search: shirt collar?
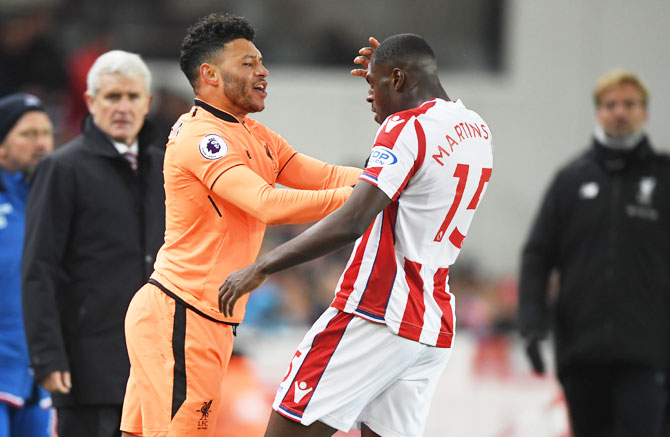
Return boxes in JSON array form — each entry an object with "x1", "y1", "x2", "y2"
[
  {"x1": 194, "y1": 99, "x2": 240, "y2": 123},
  {"x1": 110, "y1": 138, "x2": 139, "y2": 156}
]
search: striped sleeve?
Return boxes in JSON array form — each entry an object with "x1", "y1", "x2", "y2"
[{"x1": 361, "y1": 117, "x2": 426, "y2": 201}]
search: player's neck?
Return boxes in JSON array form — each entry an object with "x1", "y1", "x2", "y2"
[
  {"x1": 422, "y1": 81, "x2": 448, "y2": 102},
  {"x1": 405, "y1": 88, "x2": 448, "y2": 110},
  {"x1": 405, "y1": 75, "x2": 448, "y2": 106},
  {"x1": 194, "y1": 89, "x2": 247, "y2": 121}
]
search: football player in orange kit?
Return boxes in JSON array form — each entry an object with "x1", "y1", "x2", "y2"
[{"x1": 120, "y1": 13, "x2": 361, "y2": 437}]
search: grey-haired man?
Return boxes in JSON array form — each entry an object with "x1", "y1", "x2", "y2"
[{"x1": 22, "y1": 50, "x2": 166, "y2": 437}]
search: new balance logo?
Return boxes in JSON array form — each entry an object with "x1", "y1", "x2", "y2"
[
  {"x1": 293, "y1": 381, "x2": 313, "y2": 403},
  {"x1": 384, "y1": 115, "x2": 405, "y2": 133}
]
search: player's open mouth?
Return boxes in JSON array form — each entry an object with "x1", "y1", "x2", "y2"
[{"x1": 254, "y1": 82, "x2": 267, "y2": 97}]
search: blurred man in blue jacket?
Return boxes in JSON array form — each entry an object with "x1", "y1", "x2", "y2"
[{"x1": 0, "y1": 93, "x2": 54, "y2": 437}]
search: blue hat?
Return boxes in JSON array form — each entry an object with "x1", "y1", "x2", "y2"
[{"x1": 0, "y1": 93, "x2": 46, "y2": 145}]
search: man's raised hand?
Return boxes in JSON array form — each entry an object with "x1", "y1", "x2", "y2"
[{"x1": 350, "y1": 37, "x2": 380, "y2": 78}]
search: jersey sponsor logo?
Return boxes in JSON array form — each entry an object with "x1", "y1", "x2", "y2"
[
  {"x1": 293, "y1": 381, "x2": 313, "y2": 403},
  {"x1": 384, "y1": 115, "x2": 405, "y2": 133},
  {"x1": 368, "y1": 146, "x2": 398, "y2": 167},
  {"x1": 579, "y1": 182, "x2": 599, "y2": 199},
  {"x1": 199, "y1": 134, "x2": 228, "y2": 160}
]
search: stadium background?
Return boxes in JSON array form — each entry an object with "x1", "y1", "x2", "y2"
[{"x1": 2, "y1": 0, "x2": 669, "y2": 435}]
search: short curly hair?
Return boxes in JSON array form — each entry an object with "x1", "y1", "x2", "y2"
[{"x1": 180, "y1": 13, "x2": 255, "y2": 87}]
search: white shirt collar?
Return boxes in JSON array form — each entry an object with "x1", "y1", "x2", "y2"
[{"x1": 111, "y1": 139, "x2": 139, "y2": 156}]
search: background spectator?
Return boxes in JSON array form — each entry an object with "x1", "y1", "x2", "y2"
[
  {"x1": 518, "y1": 70, "x2": 669, "y2": 437},
  {"x1": 0, "y1": 93, "x2": 55, "y2": 437},
  {"x1": 21, "y1": 50, "x2": 165, "y2": 437}
]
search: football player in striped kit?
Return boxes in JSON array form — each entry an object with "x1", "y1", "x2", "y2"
[{"x1": 219, "y1": 33, "x2": 493, "y2": 437}]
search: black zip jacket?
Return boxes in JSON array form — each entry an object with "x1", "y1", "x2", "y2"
[
  {"x1": 21, "y1": 117, "x2": 166, "y2": 407},
  {"x1": 519, "y1": 137, "x2": 670, "y2": 375}
]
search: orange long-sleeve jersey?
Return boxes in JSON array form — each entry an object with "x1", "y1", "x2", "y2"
[{"x1": 152, "y1": 99, "x2": 361, "y2": 323}]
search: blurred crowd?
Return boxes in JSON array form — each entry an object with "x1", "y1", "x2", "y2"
[{"x1": 0, "y1": 6, "x2": 190, "y2": 146}]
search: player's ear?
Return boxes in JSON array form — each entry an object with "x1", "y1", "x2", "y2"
[
  {"x1": 200, "y1": 63, "x2": 219, "y2": 87},
  {"x1": 391, "y1": 68, "x2": 405, "y2": 91}
]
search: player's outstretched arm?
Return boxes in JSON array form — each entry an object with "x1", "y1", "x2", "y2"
[
  {"x1": 277, "y1": 152, "x2": 361, "y2": 190},
  {"x1": 350, "y1": 37, "x2": 380, "y2": 78},
  {"x1": 211, "y1": 165, "x2": 353, "y2": 225},
  {"x1": 219, "y1": 181, "x2": 390, "y2": 316}
]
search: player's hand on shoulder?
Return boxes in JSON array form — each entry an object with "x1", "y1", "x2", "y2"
[
  {"x1": 351, "y1": 37, "x2": 380, "y2": 78},
  {"x1": 218, "y1": 263, "x2": 268, "y2": 317}
]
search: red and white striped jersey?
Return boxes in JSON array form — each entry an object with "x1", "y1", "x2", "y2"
[{"x1": 331, "y1": 98, "x2": 493, "y2": 348}]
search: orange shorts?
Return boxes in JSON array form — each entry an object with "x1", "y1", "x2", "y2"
[{"x1": 121, "y1": 281, "x2": 235, "y2": 436}]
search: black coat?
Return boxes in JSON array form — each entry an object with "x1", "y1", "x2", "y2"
[
  {"x1": 22, "y1": 117, "x2": 165, "y2": 407},
  {"x1": 519, "y1": 137, "x2": 670, "y2": 375}
]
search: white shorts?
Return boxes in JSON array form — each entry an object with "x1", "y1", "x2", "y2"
[{"x1": 272, "y1": 307, "x2": 452, "y2": 437}]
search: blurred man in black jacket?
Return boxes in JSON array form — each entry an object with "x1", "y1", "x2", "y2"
[
  {"x1": 519, "y1": 70, "x2": 669, "y2": 437},
  {"x1": 22, "y1": 50, "x2": 165, "y2": 437}
]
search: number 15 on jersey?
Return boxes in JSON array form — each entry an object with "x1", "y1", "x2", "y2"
[{"x1": 434, "y1": 164, "x2": 492, "y2": 245}]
